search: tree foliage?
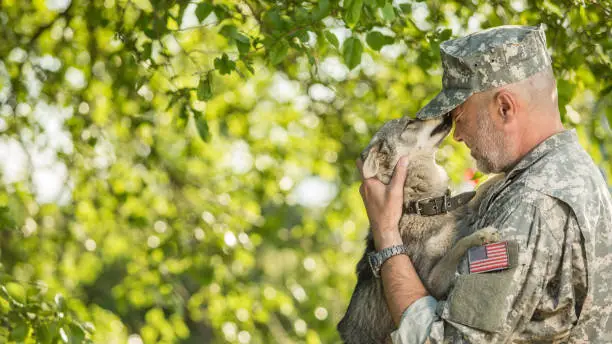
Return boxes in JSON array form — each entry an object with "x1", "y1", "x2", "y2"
[{"x1": 0, "y1": 0, "x2": 611, "y2": 342}]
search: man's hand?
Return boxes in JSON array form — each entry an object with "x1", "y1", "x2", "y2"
[
  {"x1": 357, "y1": 156, "x2": 410, "y2": 251},
  {"x1": 357, "y1": 155, "x2": 429, "y2": 326}
]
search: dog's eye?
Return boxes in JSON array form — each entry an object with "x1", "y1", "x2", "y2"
[
  {"x1": 379, "y1": 142, "x2": 391, "y2": 156},
  {"x1": 404, "y1": 120, "x2": 416, "y2": 130}
]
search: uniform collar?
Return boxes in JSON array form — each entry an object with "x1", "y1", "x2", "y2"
[{"x1": 505, "y1": 129, "x2": 577, "y2": 180}]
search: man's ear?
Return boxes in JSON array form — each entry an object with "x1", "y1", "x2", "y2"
[
  {"x1": 495, "y1": 90, "x2": 517, "y2": 123},
  {"x1": 362, "y1": 145, "x2": 380, "y2": 179}
]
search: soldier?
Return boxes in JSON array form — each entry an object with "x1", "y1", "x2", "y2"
[{"x1": 357, "y1": 25, "x2": 612, "y2": 343}]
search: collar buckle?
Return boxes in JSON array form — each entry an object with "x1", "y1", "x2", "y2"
[
  {"x1": 409, "y1": 190, "x2": 472, "y2": 216},
  {"x1": 414, "y1": 195, "x2": 435, "y2": 215}
]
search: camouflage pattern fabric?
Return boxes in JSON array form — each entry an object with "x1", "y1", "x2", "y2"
[
  {"x1": 416, "y1": 24, "x2": 551, "y2": 120},
  {"x1": 392, "y1": 130, "x2": 612, "y2": 343}
]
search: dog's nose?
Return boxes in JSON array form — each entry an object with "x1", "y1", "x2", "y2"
[
  {"x1": 431, "y1": 114, "x2": 452, "y2": 136},
  {"x1": 443, "y1": 112, "x2": 452, "y2": 127}
]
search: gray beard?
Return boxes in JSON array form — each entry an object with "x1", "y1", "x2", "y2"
[
  {"x1": 474, "y1": 152, "x2": 516, "y2": 174},
  {"x1": 476, "y1": 157, "x2": 495, "y2": 174}
]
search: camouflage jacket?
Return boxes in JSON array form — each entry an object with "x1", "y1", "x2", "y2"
[{"x1": 391, "y1": 130, "x2": 612, "y2": 343}]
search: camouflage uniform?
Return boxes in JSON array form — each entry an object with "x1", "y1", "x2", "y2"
[{"x1": 391, "y1": 25, "x2": 612, "y2": 343}]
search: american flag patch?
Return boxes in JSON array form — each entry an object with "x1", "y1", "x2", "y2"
[{"x1": 468, "y1": 241, "x2": 510, "y2": 274}]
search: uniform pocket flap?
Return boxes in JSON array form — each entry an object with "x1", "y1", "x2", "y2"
[{"x1": 443, "y1": 241, "x2": 520, "y2": 333}]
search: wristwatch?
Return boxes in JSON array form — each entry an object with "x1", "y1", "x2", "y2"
[{"x1": 368, "y1": 245, "x2": 409, "y2": 278}]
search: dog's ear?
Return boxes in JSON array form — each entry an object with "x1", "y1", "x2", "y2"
[{"x1": 362, "y1": 145, "x2": 380, "y2": 179}]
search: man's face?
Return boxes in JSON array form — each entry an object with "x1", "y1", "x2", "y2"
[{"x1": 451, "y1": 95, "x2": 514, "y2": 173}]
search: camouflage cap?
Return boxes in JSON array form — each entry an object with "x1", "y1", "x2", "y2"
[{"x1": 416, "y1": 24, "x2": 552, "y2": 120}]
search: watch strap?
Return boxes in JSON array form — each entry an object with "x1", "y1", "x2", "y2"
[{"x1": 368, "y1": 245, "x2": 409, "y2": 278}]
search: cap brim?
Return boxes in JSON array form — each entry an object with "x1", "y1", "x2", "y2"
[{"x1": 416, "y1": 88, "x2": 473, "y2": 120}]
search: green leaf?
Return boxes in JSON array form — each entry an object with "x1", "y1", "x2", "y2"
[
  {"x1": 193, "y1": 112, "x2": 210, "y2": 142},
  {"x1": 236, "y1": 38, "x2": 250, "y2": 55},
  {"x1": 69, "y1": 324, "x2": 85, "y2": 344},
  {"x1": 363, "y1": 0, "x2": 376, "y2": 7},
  {"x1": 263, "y1": 8, "x2": 284, "y2": 31},
  {"x1": 234, "y1": 33, "x2": 250, "y2": 44},
  {"x1": 269, "y1": 40, "x2": 289, "y2": 65},
  {"x1": 0, "y1": 206, "x2": 15, "y2": 228},
  {"x1": 381, "y1": 2, "x2": 395, "y2": 21},
  {"x1": 195, "y1": 3, "x2": 213, "y2": 22},
  {"x1": 366, "y1": 31, "x2": 394, "y2": 51},
  {"x1": 324, "y1": 30, "x2": 339, "y2": 48},
  {"x1": 213, "y1": 4, "x2": 231, "y2": 20},
  {"x1": 219, "y1": 24, "x2": 238, "y2": 39},
  {"x1": 344, "y1": 0, "x2": 364, "y2": 26},
  {"x1": 5, "y1": 282, "x2": 26, "y2": 304},
  {"x1": 295, "y1": 7, "x2": 310, "y2": 24},
  {"x1": 141, "y1": 42, "x2": 152, "y2": 60},
  {"x1": 197, "y1": 73, "x2": 213, "y2": 101},
  {"x1": 36, "y1": 323, "x2": 57, "y2": 344},
  {"x1": 219, "y1": 25, "x2": 250, "y2": 55},
  {"x1": 179, "y1": 104, "x2": 191, "y2": 120},
  {"x1": 0, "y1": 294, "x2": 10, "y2": 313},
  {"x1": 152, "y1": 16, "x2": 166, "y2": 37},
  {"x1": 10, "y1": 322, "x2": 29, "y2": 341},
  {"x1": 144, "y1": 29, "x2": 158, "y2": 40},
  {"x1": 343, "y1": 37, "x2": 363, "y2": 69},
  {"x1": 214, "y1": 53, "x2": 236, "y2": 75},
  {"x1": 439, "y1": 28, "x2": 452, "y2": 41},
  {"x1": 296, "y1": 30, "x2": 309, "y2": 43},
  {"x1": 312, "y1": 0, "x2": 330, "y2": 20},
  {"x1": 399, "y1": 4, "x2": 411, "y2": 13}
]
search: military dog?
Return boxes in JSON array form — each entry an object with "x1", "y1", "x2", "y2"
[{"x1": 337, "y1": 115, "x2": 501, "y2": 344}]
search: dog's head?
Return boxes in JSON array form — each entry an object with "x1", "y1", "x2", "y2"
[{"x1": 360, "y1": 115, "x2": 452, "y2": 184}]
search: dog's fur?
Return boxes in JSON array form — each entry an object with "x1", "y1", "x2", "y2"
[{"x1": 337, "y1": 115, "x2": 501, "y2": 344}]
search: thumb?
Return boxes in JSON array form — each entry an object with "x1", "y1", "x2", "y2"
[{"x1": 389, "y1": 156, "x2": 410, "y2": 191}]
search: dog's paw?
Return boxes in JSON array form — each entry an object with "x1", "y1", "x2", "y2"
[{"x1": 475, "y1": 227, "x2": 500, "y2": 245}]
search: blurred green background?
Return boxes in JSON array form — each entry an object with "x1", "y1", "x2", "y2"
[{"x1": 0, "y1": 0, "x2": 610, "y2": 342}]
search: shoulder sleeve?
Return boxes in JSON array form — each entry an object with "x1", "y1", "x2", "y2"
[
  {"x1": 427, "y1": 192, "x2": 566, "y2": 343},
  {"x1": 390, "y1": 296, "x2": 438, "y2": 344}
]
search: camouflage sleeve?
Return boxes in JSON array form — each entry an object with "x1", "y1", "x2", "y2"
[
  {"x1": 426, "y1": 193, "x2": 568, "y2": 343},
  {"x1": 390, "y1": 296, "x2": 439, "y2": 344}
]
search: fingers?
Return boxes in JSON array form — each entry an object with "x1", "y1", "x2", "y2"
[{"x1": 390, "y1": 156, "x2": 410, "y2": 191}]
